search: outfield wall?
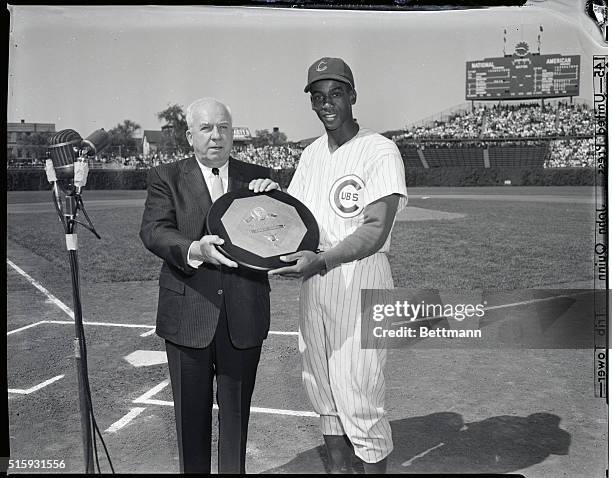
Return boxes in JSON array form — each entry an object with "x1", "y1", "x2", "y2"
[
  {"x1": 6, "y1": 166, "x2": 597, "y2": 190},
  {"x1": 403, "y1": 167, "x2": 597, "y2": 187}
]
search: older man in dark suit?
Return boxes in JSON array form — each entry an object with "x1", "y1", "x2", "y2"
[{"x1": 140, "y1": 97, "x2": 279, "y2": 474}]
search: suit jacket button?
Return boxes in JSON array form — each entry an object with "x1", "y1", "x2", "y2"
[{"x1": 217, "y1": 289, "x2": 223, "y2": 295}]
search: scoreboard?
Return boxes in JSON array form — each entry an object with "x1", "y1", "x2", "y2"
[{"x1": 466, "y1": 54, "x2": 580, "y2": 100}]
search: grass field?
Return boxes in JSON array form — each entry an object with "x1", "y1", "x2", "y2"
[
  {"x1": 6, "y1": 187, "x2": 595, "y2": 288},
  {"x1": 6, "y1": 187, "x2": 606, "y2": 476}
]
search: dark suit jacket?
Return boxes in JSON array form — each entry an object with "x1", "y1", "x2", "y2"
[{"x1": 140, "y1": 156, "x2": 271, "y2": 349}]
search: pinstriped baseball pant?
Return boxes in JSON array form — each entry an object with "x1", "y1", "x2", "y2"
[{"x1": 298, "y1": 253, "x2": 393, "y2": 463}]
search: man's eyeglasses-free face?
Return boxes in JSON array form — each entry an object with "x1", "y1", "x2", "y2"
[{"x1": 310, "y1": 87, "x2": 349, "y2": 109}]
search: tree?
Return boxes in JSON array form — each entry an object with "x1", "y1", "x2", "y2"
[
  {"x1": 252, "y1": 129, "x2": 271, "y2": 148},
  {"x1": 108, "y1": 119, "x2": 141, "y2": 157},
  {"x1": 271, "y1": 127, "x2": 288, "y2": 146},
  {"x1": 16, "y1": 131, "x2": 53, "y2": 160},
  {"x1": 253, "y1": 127, "x2": 287, "y2": 148},
  {"x1": 157, "y1": 104, "x2": 189, "y2": 154}
]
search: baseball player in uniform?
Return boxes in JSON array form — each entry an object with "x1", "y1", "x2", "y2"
[{"x1": 269, "y1": 57, "x2": 407, "y2": 474}]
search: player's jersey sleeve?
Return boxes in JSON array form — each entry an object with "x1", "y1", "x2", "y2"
[{"x1": 363, "y1": 141, "x2": 408, "y2": 212}]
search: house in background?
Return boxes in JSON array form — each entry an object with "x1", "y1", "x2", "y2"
[
  {"x1": 142, "y1": 130, "x2": 163, "y2": 157},
  {"x1": 7, "y1": 120, "x2": 56, "y2": 161}
]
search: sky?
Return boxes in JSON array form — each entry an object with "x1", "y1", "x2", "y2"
[{"x1": 7, "y1": 3, "x2": 607, "y2": 142}]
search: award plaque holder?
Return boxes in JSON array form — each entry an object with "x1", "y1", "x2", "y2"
[{"x1": 206, "y1": 188, "x2": 319, "y2": 271}]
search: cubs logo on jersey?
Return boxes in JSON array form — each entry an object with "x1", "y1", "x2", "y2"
[{"x1": 329, "y1": 174, "x2": 365, "y2": 218}]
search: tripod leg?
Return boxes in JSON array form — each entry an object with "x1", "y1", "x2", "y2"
[{"x1": 76, "y1": 195, "x2": 101, "y2": 239}]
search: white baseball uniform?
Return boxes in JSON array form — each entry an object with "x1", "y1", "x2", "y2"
[{"x1": 287, "y1": 127, "x2": 407, "y2": 463}]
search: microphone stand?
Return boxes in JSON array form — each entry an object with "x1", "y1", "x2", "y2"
[{"x1": 46, "y1": 157, "x2": 109, "y2": 474}]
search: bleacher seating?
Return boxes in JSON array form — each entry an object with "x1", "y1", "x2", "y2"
[
  {"x1": 424, "y1": 147, "x2": 484, "y2": 168},
  {"x1": 488, "y1": 145, "x2": 548, "y2": 168},
  {"x1": 393, "y1": 101, "x2": 594, "y2": 169},
  {"x1": 398, "y1": 146, "x2": 423, "y2": 168}
]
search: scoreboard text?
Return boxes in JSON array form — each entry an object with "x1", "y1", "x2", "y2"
[{"x1": 466, "y1": 54, "x2": 580, "y2": 100}]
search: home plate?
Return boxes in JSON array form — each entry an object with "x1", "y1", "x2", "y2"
[
  {"x1": 396, "y1": 206, "x2": 466, "y2": 222},
  {"x1": 124, "y1": 350, "x2": 167, "y2": 367}
]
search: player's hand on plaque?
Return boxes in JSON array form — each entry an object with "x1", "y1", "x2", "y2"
[
  {"x1": 268, "y1": 250, "x2": 326, "y2": 279},
  {"x1": 248, "y1": 178, "x2": 280, "y2": 193},
  {"x1": 197, "y1": 235, "x2": 238, "y2": 268}
]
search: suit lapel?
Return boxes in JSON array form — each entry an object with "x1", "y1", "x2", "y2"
[
  {"x1": 182, "y1": 157, "x2": 245, "y2": 215},
  {"x1": 228, "y1": 157, "x2": 244, "y2": 192},
  {"x1": 182, "y1": 156, "x2": 212, "y2": 218}
]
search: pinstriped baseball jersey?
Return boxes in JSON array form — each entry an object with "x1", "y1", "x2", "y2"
[
  {"x1": 288, "y1": 126, "x2": 407, "y2": 463},
  {"x1": 298, "y1": 253, "x2": 395, "y2": 463},
  {"x1": 288, "y1": 127, "x2": 407, "y2": 252}
]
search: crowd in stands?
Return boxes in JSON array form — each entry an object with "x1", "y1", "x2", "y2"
[
  {"x1": 481, "y1": 103, "x2": 559, "y2": 138},
  {"x1": 545, "y1": 138, "x2": 595, "y2": 168},
  {"x1": 8, "y1": 102, "x2": 595, "y2": 171},
  {"x1": 7, "y1": 158, "x2": 45, "y2": 169},
  {"x1": 482, "y1": 102, "x2": 592, "y2": 138},
  {"x1": 392, "y1": 101, "x2": 593, "y2": 142},
  {"x1": 390, "y1": 101, "x2": 594, "y2": 168},
  {"x1": 92, "y1": 152, "x2": 188, "y2": 169},
  {"x1": 89, "y1": 146, "x2": 301, "y2": 170},
  {"x1": 395, "y1": 105, "x2": 486, "y2": 141},
  {"x1": 47, "y1": 145, "x2": 302, "y2": 171},
  {"x1": 92, "y1": 145, "x2": 302, "y2": 170},
  {"x1": 233, "y1": 144, "x2": 302, "y2": 169}
]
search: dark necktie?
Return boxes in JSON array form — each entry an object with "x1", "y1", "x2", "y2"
[{"x1": 211, "y1": 167, "x2": 224, "y2": 202}]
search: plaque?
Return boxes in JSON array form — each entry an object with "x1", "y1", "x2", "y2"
[{"x1": 206, "y1": 188, "x2": 320, "y2": 271}]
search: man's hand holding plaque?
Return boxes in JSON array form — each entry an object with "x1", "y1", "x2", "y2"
[
  {"x1": 206, "y1": 179, "x2": 320, "y2": 271},
  {"x1": 194, "y1": 235, "x2": 238, "y2": 268},
  {"x1": 267, "y1": 250, "x2": 326, "y2": 280},
  {"x1": 248, "y1": 178, "x2": 280, "y2": 193}
]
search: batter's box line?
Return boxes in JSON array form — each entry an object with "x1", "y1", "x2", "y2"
[
  {"x1": 133, "y1": 379, "x2": 318, "y2": 418},
  {"x1": 8, "y1": 257, "x2": 300, "y2": 337},
  {"x1": 8, "y1": 319, "x2": 298, "y2": 337},
  {"x1": 8, "y1": 374, "x2": 65, "y2": 395},
  {"x1": 7, "y1": 258, "x2": 299, "y2": 336},
  {"x1": 7, "y1": 319, "x2": 154, "y2": 336}
]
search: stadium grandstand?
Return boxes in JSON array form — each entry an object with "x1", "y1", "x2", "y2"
[
  {"x1": 389, "y1": 100, "x2": 594, "y2": 169},
  {"x1": 6, "y1": 100, "x2": 594, "y2": 173},
  {"x1": 7, "y1": 99, "x2": 595, "y2": 173}
]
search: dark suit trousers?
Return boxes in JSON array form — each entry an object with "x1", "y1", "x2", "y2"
[{"x1": 165, "y1": 304, "x2": 262, "y2": 474}]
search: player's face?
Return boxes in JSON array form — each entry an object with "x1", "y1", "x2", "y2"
[
  {"x1": 309, "y1": 80, "x2": 356, "y2": 132},
  {"x1": 186, "y1": 101, "x2": 233, "y2": 168}
]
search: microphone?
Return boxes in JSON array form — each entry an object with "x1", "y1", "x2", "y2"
[
  {"x1": 47, "y1": 129, "x2": 82, "y2": 181},
  {"x1": 46, "y1": 128, "x2": 108, "y2": 238},
  {"x1": 81, "y1": 129, "x2": 111, "y2": 157},
  {"x1": 47, "y1": 128, "x2": 111, "y2": 182}
]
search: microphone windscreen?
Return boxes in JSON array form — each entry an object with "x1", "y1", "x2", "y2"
[
  {"x1": 82, "y1": 129, "x2": 111, "y2": 156},
  {"x1": 48, "y1": 129, "x2": 82, "y2": 180}
]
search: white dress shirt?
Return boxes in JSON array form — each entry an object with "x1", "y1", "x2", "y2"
[
  {"x1": 187, "y1": 159, "x2": 229, "y2": 268},
  {"x1": 199, "y1": 160, "x2": 229, "y2": 199}
]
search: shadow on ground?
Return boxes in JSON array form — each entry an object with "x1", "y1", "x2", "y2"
[{"x1": 263, "y1": 412, "x2": 570, "y2": 474}]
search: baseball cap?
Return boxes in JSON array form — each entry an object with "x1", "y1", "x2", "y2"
[{"x1": 304, "y1": 57, "x2": 355, "y2": 93}]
